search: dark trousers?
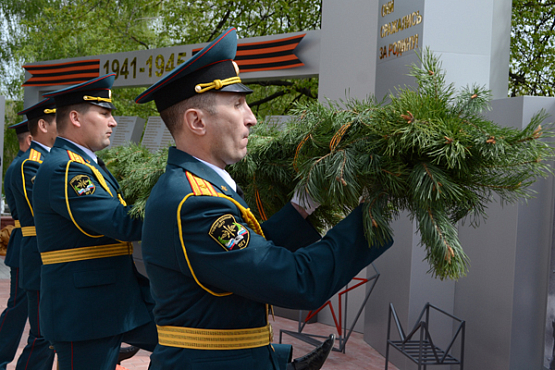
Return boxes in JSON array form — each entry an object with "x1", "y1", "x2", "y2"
[
  {"x1": 0, "y1": 268, "x2": 28, "y2": 370},
  {"x1": 15, "y1": 289, "x2": 55, "y2": 370},
  {"x1": 53, "y1": 320, "x2": 158, "y2": 370}
]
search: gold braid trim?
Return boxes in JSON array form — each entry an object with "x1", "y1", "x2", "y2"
[
  {"x1": 157, "y1": 323, "x2": 272, "y2": 350},
  {"x1": 194, "y1": 77, "x2": 243, "y2": 94}
]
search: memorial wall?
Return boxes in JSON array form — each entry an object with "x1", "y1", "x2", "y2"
[
  {"x1": 107, "y1": 116, "x2": 144, "y2": 149},
  {"x1": 140, "y1": 117, "x2": 174, "y2": 153}
]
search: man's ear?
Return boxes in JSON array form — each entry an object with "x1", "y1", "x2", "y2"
[
  {"x1": 68, "y1": 110, "x2": 81, "y2": 128},
  {"x1": 24, "y1": 134, "x2": 32, "y2": 148},
  {"x1": 184, "y1": 108, "x2": 206, "y2": 136},
  {"x1": 37, "y1": 118, "x2": 49, "y2": 134}
]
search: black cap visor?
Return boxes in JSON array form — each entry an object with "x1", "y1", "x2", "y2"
[
  {"x1": 89, "y1": 101, "x2": 117, "y2": 110},
  {"x1": 220, "y1": 82, "x2": 253, "y2": 94}
]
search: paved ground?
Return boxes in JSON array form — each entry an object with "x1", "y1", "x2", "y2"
[{"x1": 0, "y1": 257, "x2": 397, "y2": 370}]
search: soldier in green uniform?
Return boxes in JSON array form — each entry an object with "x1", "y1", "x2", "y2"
[
  {"x1": 11, "y1": 98, "x2": 58, "y2": 369},
  {"x1": 0, "y1": 120, "x2": 31, "y2": 370},
  {"x1": 136, "y1": 27, "x2": 393, "y2": 370},
  {"x1": 32, "y1": 75, "x2": 157, "y2": 370}
]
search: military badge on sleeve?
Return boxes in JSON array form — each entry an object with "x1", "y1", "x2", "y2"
[
  {"x1": 209, "y1": 214, "x2": 250, "y2": 251},
  {"x1": 69, "y1": 174, "x2": 96, "y2": 196}
]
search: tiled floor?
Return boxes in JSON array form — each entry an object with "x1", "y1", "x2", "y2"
[{"x1": 0, "y1": 258, "x2": 397, "y2": 370}]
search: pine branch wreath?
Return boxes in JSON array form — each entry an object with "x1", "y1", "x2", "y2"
[
  {"x1": 99, "y1": 143, "x2": 168, "y2": 219},
  {"x1": 100, "y1": 49, "x2": 555, "y2": 280}
]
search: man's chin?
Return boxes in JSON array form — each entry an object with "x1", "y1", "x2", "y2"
[
  {"x1": 93, "y1": 142, "x2": 110, "y2": 152},
  {"x1": 227, "y1": 154, "x2": 247, "y2": 166}
]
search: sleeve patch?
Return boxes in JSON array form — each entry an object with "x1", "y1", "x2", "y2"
[
  {"x1": 209, "y1": 214, "x2": 250, "y2": 251},
  {"x1": 70, "y1": 174, "x2": 96, "y2": 196}
]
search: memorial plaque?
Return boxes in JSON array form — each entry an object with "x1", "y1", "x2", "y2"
[
  {"x1": 141, "y1": 116, "x2": 174, "y2": 152},
  {"x1": 107, "y1": 116, "x2": 145, "y2": 148},
  {"x1": 375, "y1": 0, "x2": 424, "y2": 101}
]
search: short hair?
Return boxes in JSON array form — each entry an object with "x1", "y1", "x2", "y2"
[
  {"x1": 16, "y1": 131, "x2": 30, "y2": 145},
  {"x1": 160, "y1": 91, "x2": 217, "y2": 136},
  {"x1": 55, "y1": 103, "x2": 91, "y2": 133},
  {"x1": 28, "y1": 114, "x2": 56, "y2": 136}
]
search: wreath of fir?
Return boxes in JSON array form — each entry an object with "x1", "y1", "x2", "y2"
[{"x1": 100, "y1": 49, "x2": 555, "y2": 280}]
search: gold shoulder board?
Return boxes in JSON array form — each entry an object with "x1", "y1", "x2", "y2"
[
  {"x1": 28, "y1": 148, "x2": 42, "y2": 163},
  {"x1": 186, "y1": 171, "x2": 219, "y2": 196},
  {"x1": 66, "y1": 150, "x2": 86, "y2": 164}
]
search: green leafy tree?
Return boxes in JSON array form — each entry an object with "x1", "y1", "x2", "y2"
[
  {"x1": 0, "y1": 0, "x2": 322, "y2": 183},
  {"x1": 510, "y1": 0, "x2": 555, "y2": 96}
]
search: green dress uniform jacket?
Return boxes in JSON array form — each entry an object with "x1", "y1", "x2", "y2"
[
  {"x1": 32, "y1": 137, "x2": 153, "y2": 342},
  {"x1": 4, "y1": 150, "x2": 24, "y2": 268},
  {"x1": 141, "y1": 147, "x2": 393, "y2": 370},
  {"x1": 0, "y1": 150, "x2": 29, "y2": 369},
  {"x1": 12, "y1": 142, "x2": 48, "y2": 291},
  {"x1": 11, "y1": 142, "x2": 56, "y2": 368}
]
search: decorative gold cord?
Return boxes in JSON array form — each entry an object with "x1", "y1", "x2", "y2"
[{"x1": 195, "y1": 77, "x2": 242, "y2": 94}]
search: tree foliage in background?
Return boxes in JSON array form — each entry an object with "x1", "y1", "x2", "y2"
[
  {"x1": 510, "y1": 0, "x2": 555, "y2": 96},
  {"x1": 2, "y1": 100, "x2": 23, "y2": 193},
  {"x1": 0, "y1": 0, "x2": 322, "y2": 183}
]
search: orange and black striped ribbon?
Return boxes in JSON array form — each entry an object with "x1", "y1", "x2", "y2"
[
  {"x1": 24, "y1": 34, "x2": 305, "y2": 87},
  {"x1": 194, "y1": 34, "x2": 306, "y2": 73},
  {"x1": 22, "y1": 59, "x2": 100, "y2": 87}
]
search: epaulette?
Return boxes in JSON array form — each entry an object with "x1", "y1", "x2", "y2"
[
  {"x1": 186, "y1": 171, "x2": 220, "y2": 196},
  {"x1": 28, "y1": 148, "x2": 42, "y2": 163},
  {"x1": 67, "y1": 150, "x2": 87, "y2": 164},
  {"x1": 21, "y1": 149, "x2": 44, "y2": 217}
]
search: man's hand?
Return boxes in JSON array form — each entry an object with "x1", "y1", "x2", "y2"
[{"x1": 291, "y1": 188, "x2": 320, "y2": 219}]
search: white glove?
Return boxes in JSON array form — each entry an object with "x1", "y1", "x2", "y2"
[{"x1": 291, "y1": 188, "x2": 320, "y2": 215}]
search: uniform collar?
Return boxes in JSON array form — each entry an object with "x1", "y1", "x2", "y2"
[
  {"x1": 31, "y1": 140, "x2": 51, "y2": 152},
  {"x1": 192, "y1": 156, "x2": 237, "y2": 192},
  {"x1": 57, "y1": 137, "x2": 97, "y2": 163},
  {"x1": 167, "y1": 147, "x2": 245, "y2": 204}
]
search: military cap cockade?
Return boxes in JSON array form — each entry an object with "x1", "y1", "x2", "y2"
[
  {"x1": 43, "y1": 74, "x2": 116, "y2": 110},
  {"x1": 18, "y1": 97, "x2": 56, "y2": 120},
  {"x1": 135, "y1": 27, "x2": 252, "y2": 112},
  {"x1": 8, "y1": 119, "x2": 29, "y2": 135}
]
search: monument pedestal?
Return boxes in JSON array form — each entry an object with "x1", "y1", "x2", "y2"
[{"x1": 363, "y1": 96, "x2": 555, "y2": 370}]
